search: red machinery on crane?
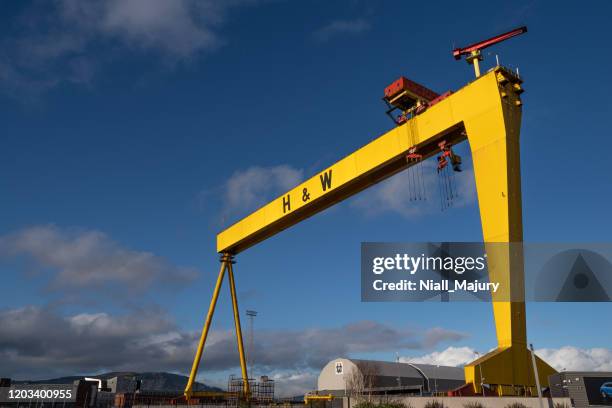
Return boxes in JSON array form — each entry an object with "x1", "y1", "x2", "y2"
[
  {"x1": 382, "y1": 76, "x2": 440, "y2": 125},
  {"x1": 380, "y1": 26, "x2": 528, "y2": 207},
  {"x1": 453, "y1": 26, "x2": 528, "y2": 77},
  {"x1": 383, "y1": 26, "x2": 528, "y2": 125}
]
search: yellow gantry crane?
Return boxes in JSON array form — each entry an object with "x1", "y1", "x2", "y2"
[{"x1": 184, "y1": 27, "x2": 556, "y2": 399}]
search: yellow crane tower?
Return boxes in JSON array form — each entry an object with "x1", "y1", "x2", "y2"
[{"x1": 184, "y1": 27, "x2": 556, "y2": 399}]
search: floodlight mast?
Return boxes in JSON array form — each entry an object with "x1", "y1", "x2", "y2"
[
  {"x1": 453, "y1": 26, "x2": 527, "y2": 77},
  {"x1": 246, "y1": 310, "x2": 257, "y2": 377}
]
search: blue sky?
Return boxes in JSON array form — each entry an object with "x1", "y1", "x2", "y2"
[{"x1": 0, "y1": 0, "x2": 611, "y2": 396}]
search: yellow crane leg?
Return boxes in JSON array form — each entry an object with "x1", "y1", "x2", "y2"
[
  {"x1": 184, "y1": 256, "x2": 229, "y2": 399},
  {"x1": 227, "y1": 261, "x2": 251, "y2": 398},
  {"x1": 462, "y1": 84, "x2": 556, "y2": 395}
]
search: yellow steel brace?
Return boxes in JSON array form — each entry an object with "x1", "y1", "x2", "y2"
[{"x1": 227, "y1": 261, "x2": 251, "y2": 397}]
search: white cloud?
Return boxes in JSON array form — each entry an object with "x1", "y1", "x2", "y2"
[
  {"x1": 401, "y1": 346, "x2": 478, "y2": 367},
  {"x1": 0, "y1": 0, "x2": 260, "y2": 95},
  {"x1": 403, "y1": 345, "x2": 612, "y2": 371},
  {"x1": 352, "y1": 160, "x2": 476, "y2": 218},
  {"x1": 536, "y1": 346, "x2": 612, "y2": 371},
  {"x1": 423, "y1": 327, "x2": 467, "y2": 346},
  {"x1": 59, "y1": 0, "x2": 223, "y2": 58},
  {"x1": 271, "y1": 371, "x2": 317, "y2": 397},
  {"x1": 313, "y1": 19, "x2": 371, "y2": 42},
  {"x1": 0, "y1": 224, "x2": 197, "y2": 292},
  {"x1": 0, "y1": 307, "x2": 466, "y2": 383},
  {"x1": 220, "y1": 164, "x2": 303, "y2": 222},
  {"x1": 0, "y1": 306, "x2": 190, "y2": 379}
]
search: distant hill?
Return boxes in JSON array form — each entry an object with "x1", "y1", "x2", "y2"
[{"x1": 16, "y1": 372, "x2": 221, "y2": 392}]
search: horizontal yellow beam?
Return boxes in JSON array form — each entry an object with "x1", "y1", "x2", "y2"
[
  {"x1": 305, "y1": 395, "x2": 334, "y2": 403},
  {"x1": 217, "y1": 69, "x2": 509, "y2": 254}
]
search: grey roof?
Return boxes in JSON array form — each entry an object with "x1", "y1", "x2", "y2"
[{"x1": 350, "y1": 359, "x2": 464, "y2": 381}]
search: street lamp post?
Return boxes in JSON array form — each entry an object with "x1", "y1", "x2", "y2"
[
  {"x1": 395, "y1": 352, "x2": 402, "y2": 390},
  {"x1": 530, "y1": 343, "x2": 544, "y2": 408},
  {"x1": 435, "y1": 365, "x2": 439, "y2": 394},
  {"x1": 246, "y1": 310, "x2": 257, "y2": 379},
  {"x1": 475, "y1": 351, "x2": 485, "y2": 397}
]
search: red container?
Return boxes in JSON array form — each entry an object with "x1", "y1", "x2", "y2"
[{"x1": 384, "y1": 76, "x2": 438, "y2": 102}]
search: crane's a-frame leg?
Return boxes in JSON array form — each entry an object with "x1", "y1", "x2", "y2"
[
  {"x1": 227, "y1": 260, "x2": 251, "y2": 398},
  {"x1": 184, "y1": 253, "x2": 250, "y2": 400},
  {"x1": 184, "y1": 255, "x2": 228, "y2": 399}
]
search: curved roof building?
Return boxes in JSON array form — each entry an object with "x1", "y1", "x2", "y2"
[{"x1": 318, "y1": 358, "x2": 464, "y2": 396}]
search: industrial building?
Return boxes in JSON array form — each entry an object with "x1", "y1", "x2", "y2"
[
  {"x1": 549, "y1": 371, "x2": 612, "y2": 408},
  {"x1": 318, "y1": 358, "x2": 465, "y2": 396}
]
